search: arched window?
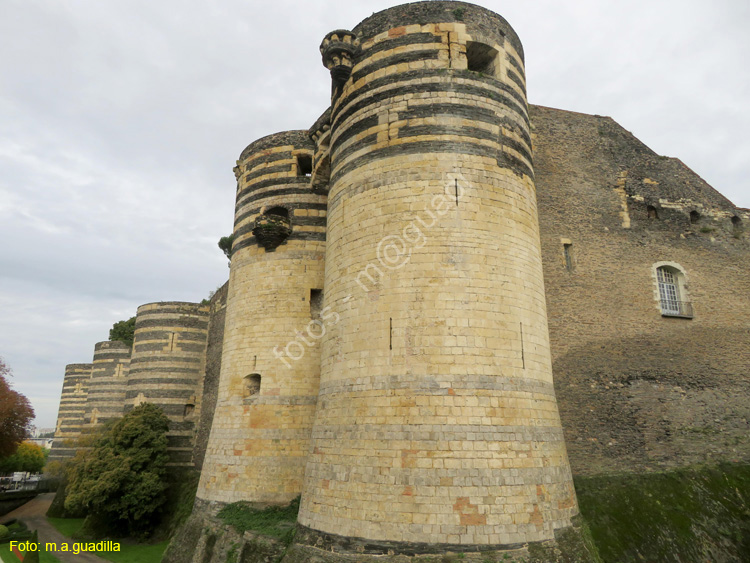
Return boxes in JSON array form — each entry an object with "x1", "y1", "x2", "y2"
[
  {"x1": 265, "y1": 206, "x2": 289, "y2": 219},
  {"x1": 654, "y1": 263, "x2": 693, "y2": 318}
]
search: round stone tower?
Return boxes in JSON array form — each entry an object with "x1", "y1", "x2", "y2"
[
  {"x1": 126, "y1": 301, "x2": 210, "y2": 465},
  {"x1": 196, "y1": 131, "x2": 327, "y2": 506},
  {"x1": 49, "y1": 363, "x2": 92, "y2": 462},
  {"x1": 84, "y1": 341, "x2": 130, "y2": 427},
  {"x1": 298, "y1": 1, "x2": 579, "y2": 552}
]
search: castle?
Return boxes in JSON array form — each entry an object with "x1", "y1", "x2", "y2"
[{"x1": 50, "y1": 1, "x2": 750, "y2": 559}]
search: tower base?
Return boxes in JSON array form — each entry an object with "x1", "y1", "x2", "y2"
[
  {"x1": 164, "y1": 512, "x2": 600, "y2": 563},
  {"x1": 288, "y1": 517, "x2": 600, "y2": 562}
]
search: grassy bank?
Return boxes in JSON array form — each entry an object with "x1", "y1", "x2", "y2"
[
  {"x1": 575, "y1": 463, "x2": 750, "y2": 562},
  {"x1": 46, "y1": 517, "x2": 168, "y2": 563},
  {"x1": 0, "y1": 541, "x2": 61, "y2": 563}
]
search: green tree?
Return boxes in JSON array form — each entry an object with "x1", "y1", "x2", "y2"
[
  {"x1": 0, "y1": 442, "x2": 46, "y2": 473},
  {"x1": 109, "y1": 316, "x2": 136, "y2": 347},
  {"x1": 218, "y1": 234, "x2": 235, "y2": 260},
  {"x1": 64, "y1": 403, "x2": 170, "y2": 536},
  {"x1": 0, "y1": 356, "x2": 34, "y2": 458}
]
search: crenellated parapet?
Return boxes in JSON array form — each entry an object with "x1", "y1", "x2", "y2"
[{"x1": 320, "y1": 29, "x2": 360, "y2": 100}]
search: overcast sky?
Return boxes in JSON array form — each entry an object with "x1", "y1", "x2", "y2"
[{"x1": 1, "y1": 0, "x2": 748, "y2": 429}]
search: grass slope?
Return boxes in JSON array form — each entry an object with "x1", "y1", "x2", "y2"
[
  {"x1": 575, "y1": 463, "x2": 750, "y2": 562},
  {"x1": 45, "y1": 517, "x2": 168, "y2": 563}
]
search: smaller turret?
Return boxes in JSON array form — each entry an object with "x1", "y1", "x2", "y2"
[
  {"x1": 48, "y1": 363, "x2": 92, "y2": 462},
  {"x1": 320, "y1": 29, "x2": 360, "y2": 100}
]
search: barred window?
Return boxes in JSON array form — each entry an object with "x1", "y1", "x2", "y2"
[{"x1": 655, "y1": 265, "x2": 693, "y2": 318}]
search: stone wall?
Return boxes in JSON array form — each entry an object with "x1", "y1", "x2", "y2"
[
  {"x1": 531, "y1": 104, "x2": 750, "y2": 475},
  {"x1": 48, "y1": 363, "x2": 92, "y2": 462},
  {"x1": 83, "y1": 341, "x2": 131, "y2": 427},
  {"x1": 192, "y1": 281, "x2": 229, "y2": 470},
  {"x1": 125, "y1": 301, "x2": 210, "y2": 465},
  {"x1": 298, "y1": 1, "x2": 578, "y2": 551},
  {"x1": 196, "y1": 130, "x2": 327, "y2": 507}
]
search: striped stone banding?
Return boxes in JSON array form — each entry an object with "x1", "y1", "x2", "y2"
[
  {"x1": 350, "y1": 48, "x2": 442, "y2": 84},
  {"x1": 234, "y1": 215, "x2": 326, "y2": 240},
  {"x1": 128, "y1": 368, "x2": 202, "y2": 376},
  {"x1": 316, "y1": 373, "x2": 556, "y2": 396},
  {"x1": 238, "y1": 130, "x2": 313, "y2": 163},
  {"x1": 236, "y1": 188, "x2": 325, "y2": 216},
  {"x1": 505, "y1": 52, "x2": 524, "y2": 74},
  {"x1": 331, "y1": 122, "x2": 532, "y2": 175},
  {"x1": 129, "y1": 301, "x2": 209, "y2": 465},
  {"x1": 332, "y1": 71, "x2": 529, "y2": 131},
  {"x1": 133, "y1": 341, "x2": 208, "y2": 353},
  {"x1": 234, "y1": 202, "x2": 327, "y2": 229},
  {"x1": 133, "y1": 330, "x2": 207, "y2": 341},
  {"x1": 232, "y1": 231, "x2": 327, "y2": 253},
  {"x1": 352, "y1": 4, "x2": 524, "y2": 60},
  {"x1": 134, "y1": 319, "x2": 208, "y2": 332},
  {"x1": 236, "y1": 176, "x2": 310, "y2": 207},
  {"x1": 328, "y1": 114, "x2": 380, "y2": 156},
  {"x1": 243, "y1": 395, "x2": 318, "y2": 406},
  {"x1": 506, "y1": 68, "x2": 525, "y2": 94},
  {"x1": 357, "y1": 31, "x2": 441, "y2": 60},
  {"x1": 243, "y1": 162, "x2": 295, "y2": 184},
  {"x1": 330, "y1": 139, "x2": 534, "y2": 188}
]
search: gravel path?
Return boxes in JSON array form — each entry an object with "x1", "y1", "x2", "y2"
[{"x1": 2, "y1": 494, "x2": 107, "y2": 562}]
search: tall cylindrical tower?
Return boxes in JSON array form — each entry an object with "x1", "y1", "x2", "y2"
[
  {"x1": 49, "y1": 363, "x2": 92, "y2": 462},
  {"x1": 299, "y1": 1, "x2": 579, "y2": 551},
  {"x1": 126, "y1": 301, "x2": 210, "y2": 465},
  {"x1": 196, "y1": 130, "x2": 326, "y2": 507},
  {"x1": 84, "y1": 341, "x2": 130, "y2": 427}
]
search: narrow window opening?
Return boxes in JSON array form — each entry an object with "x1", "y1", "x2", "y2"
[
  {"x1": 310, "y1": 289, "x2": 323, "y2": 319},
  {"x1": 244, "y1": 374, "x2": 261, "y2": 397},
  {"x1": 297, "y1": 155, "x2": 313, "y2": 177},
  {"x1": 563, "y1": 243, "x2": 574, "y2": 271},
  {"x1": 466, "y1": 41, "x2": 498, "y2": 75},
  {"x1": 184, "y1": 404, "x2": 195, "y2": 417},
  {"x1": 647, "y1": 205, "x2": 659, "y2": 220},
  {"x1": 731, "y1": 216, "x2": 742, "y2": 228},
  {"x1": 265, "y1": 206, "x2": 289, "y2": 219},
  {"x1": 689, "y1": 210, "x2": 701, "y2": 224}
]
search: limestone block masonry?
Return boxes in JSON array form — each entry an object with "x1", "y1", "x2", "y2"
[
  {"x1": 49, "y1": 1, "x2": 750, "y2": 561},
  {"x1": 125, "y1": 301, "x2": 210, "y2": 466},
  {"x1": 83, "y1": 341, "x2": 131, "y2": 428},
  {"x1": 296, "y1": 1, "x2": 578, "y2": 552},
  {"x1": 196, "y1": 131, "x2": 327, "y2": 506},
  {"x1": 48, "y1": 363, "x2": 92, "y2": 462}
]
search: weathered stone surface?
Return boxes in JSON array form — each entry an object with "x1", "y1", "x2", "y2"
[{"x1": 48, "y1": 2, "x2": 749, "y2": 561}]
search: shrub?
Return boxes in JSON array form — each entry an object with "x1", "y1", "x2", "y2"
[{"x1": 64, "y1": 403, "x2": 170, "y2": 537}]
